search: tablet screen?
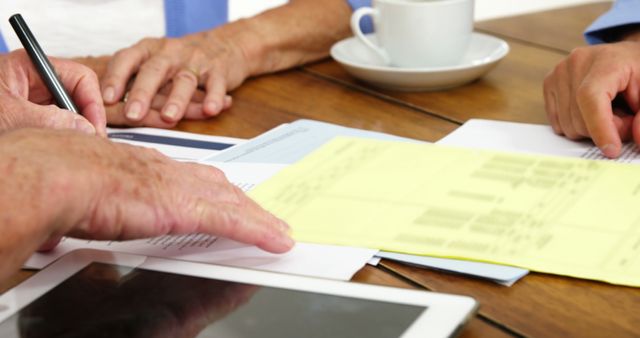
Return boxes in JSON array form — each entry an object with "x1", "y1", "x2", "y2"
[{"x1": 0, "y1": 263, "x2": 425, "y2": 337}]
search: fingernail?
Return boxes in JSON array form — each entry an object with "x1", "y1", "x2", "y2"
[
  {"x1": 205, "y1": 101, "x2": 219, "y2": 115},
  {"x1": 277, "y1": 219, "x2": 291, "y2": 233},
  {"x1": 126, "y1": 101, "x2": 142, "y2": 120},
  {"x1": 277, "y1": 232, "x2": 295, "y2": 249},
  {"x1": 103, "y1": 86, "x2": 115, "y2": 102},
  {"x1": 74, "y1": 118, "x2": 96, "y2": 135},
  {"x1": 600, "y1": 144, "x2": 617, "y2": 158},
  {"x1": 163, "y1": 104, "x2": 179, "y2": 120}
]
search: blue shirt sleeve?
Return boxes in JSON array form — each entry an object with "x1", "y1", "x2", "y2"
[
  {"x1": 0, "y1": 30, "x2": 8, "y2": 54},
  {"x1": 584, "y1": 0, "x2": 640, "y2": 44},
  {"x1": 164, "y1": 0, "x2": 228, "y2": 37},
  {"x1": 347, "y1": 0, "x2": 374, "y2": 33}
]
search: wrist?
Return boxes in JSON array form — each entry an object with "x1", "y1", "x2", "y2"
[{"x1": 186, "y1": 19, "x2": 263, "y2": 79}]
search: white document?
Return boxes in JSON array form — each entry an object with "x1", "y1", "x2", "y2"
[
  {"x1": 107, "y1": 127, "x2": 244, "y2": 162},
  {"x1": 26, "y1": 129, "x2": 377, "y2": 281},
  {"x1": 438, "y1": 119, "x2": 640, "y2": 163},
  {"x1": 25, "y1": 235, "x2": 376, "y2": 281}
]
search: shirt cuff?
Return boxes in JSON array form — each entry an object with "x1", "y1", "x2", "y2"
[
  {"x1": 347, "y1": 0, "x2": 374, "y2": 33},
  {"x1": 584, "y1": 0, "x2": 640, "y2": 44}
]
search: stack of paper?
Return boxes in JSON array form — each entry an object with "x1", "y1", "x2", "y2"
[
  {"x1": 205, "y1": 119, "x2": 529, "y2": 285},
  {"x1": 249, "y1": 136, "x2": 640, "y2": 287}
]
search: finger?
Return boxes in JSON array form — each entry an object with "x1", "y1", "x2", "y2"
[
  {"x1": 613, "y1": 108, "x2": 633, "y2": 142},
  {"x1": 150, "y1": 93, "x2": 205, "y2": 121},
  {"x1": 566, "y1": 58, "x2": 590, "y2": 137},
  {"x1": 577, "y1": 73, "x2": 625, "y2": 158},
  {"x1": 38, "y1": 236, "x2": 62, "y2": 252},
  {"x1": 105, "y1": 102, "x2": 177, "y2": 128},
  {"x1": 158, "y1": 83, "x2": 205, "y2": 102},
  {"x1": 190, "y1": 199, "x2": 294, "y2": 254},
  {"x1": 124, "y1": 55, "x2": 173, "y2": 121},
  {"x1": 19, "y1": 101, "x2": 97, "y2": 134},
  {"x1": 223, "y1": 95, "x2": 233, "y2": 110},
  {"x1": 632, "y1": 112, "x2": 640, "y2": 146},
  {"x1": 552, "y1": 64, "x2": 581, "y2": 139},
  {"x1": 203, "y1": 70, "x2": 227, "y2": 116},
  {"x1": 49, "y1": 58, "x2": 107, "y2": 135},
  {"x1": 161, "y1": 69, "x2": 199, "y2": 122},
  {"x1": 101, "y1": 43, "x2": 151, "y2": 104},
  {"x1": 543, "y1": 75, "x2": 563, "y2": 134}
]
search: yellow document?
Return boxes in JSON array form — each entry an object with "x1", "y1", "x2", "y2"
[{"x1": 250, "y1": 137, "x2": 640, "y2": 287}]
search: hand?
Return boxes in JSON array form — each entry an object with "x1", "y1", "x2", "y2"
[
  {"x1": 0, "y1": 128, "x2": 293, "y2": 277},
  {"x1": 100, "y1": 33, "x2": 248, "y2": 124},
  {"x1": 76, "y1": 56, "x2": 231, "y2": 128},
  {"x1": 543, "y1": 41, "x2": 640, "y2": 158},
  {"x1": 0, "y1": 50, "x2": 106, "y2": 135}
]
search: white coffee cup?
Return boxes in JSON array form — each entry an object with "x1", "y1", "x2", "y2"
[{"x1": 351, "y1": 0, "x2": 474, "y2": 68}]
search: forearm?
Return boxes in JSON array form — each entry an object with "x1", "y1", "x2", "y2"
[{"x1": 200, "y1": 0, "x2": 352, "y2": 76}]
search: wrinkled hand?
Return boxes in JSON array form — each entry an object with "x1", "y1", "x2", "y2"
[
  {"x1": 101, "y1": 34, "x2": 248, "y2": 125},
  {"x1": 543, "y1": 41, "x2": 640, "y2": 158},
  {"x1": 2, "y1": 128, "x2": 294, "y2": 254},
  {"x1": 0, "y1": 50, "x2": 106, "y2": 135},
  {"x1": 76, "y1": 55, "x2": 230, "y2": 128},
  {"x1": 105, "y1": 85, "x2": 229, "y2": 128}
]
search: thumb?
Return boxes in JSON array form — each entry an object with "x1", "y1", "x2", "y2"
[{"x1": 20, "y1": 101, "x2": 97, "y2": 135}]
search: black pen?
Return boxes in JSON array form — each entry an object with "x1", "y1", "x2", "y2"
[{"x1": 9, "y1": 14, "x2": 79, "y2": 113}]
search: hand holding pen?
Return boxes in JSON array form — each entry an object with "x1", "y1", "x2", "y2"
[{"x1": 0, "y1": 14, "x2": 106, "y2": 135}]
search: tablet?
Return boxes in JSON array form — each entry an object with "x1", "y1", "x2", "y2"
[{"x1": 0, "y1": 249, "x2": 477, "y2": 338}]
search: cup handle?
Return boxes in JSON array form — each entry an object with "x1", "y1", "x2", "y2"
[{"x1": 350, "y1": 7, "x2": 391, "y2": 65}]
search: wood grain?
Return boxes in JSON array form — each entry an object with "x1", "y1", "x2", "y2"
[
  {"x1": 176, "y1": 69, "x2": 459, "y2": 142},
  {"x1": 476, "y1": 2, "x2": 612, "y2": 53},
  {"x1": 381, "y1": 260, "x2": 640, "y2": 338},
  {"x1": 0, "y1": 270, "x2": 33, "y2": 294},
  {"x1": 304, "y1": 38, "x2": 566, "y2": 127}
]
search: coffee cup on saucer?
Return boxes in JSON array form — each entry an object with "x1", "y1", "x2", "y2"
[{"x1": 351, "y1": 0, "x2": 474, "y2": 68}]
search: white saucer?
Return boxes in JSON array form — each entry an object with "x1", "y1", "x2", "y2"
[{"x1": 330, "y1": 32, "x2": 509, "y2": 91}]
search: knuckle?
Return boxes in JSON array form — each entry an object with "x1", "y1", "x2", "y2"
[
  {"x1": 217, "y1": 206, "x2": 243, "y2": 236},
  {"x1": 174, "y1": 71, "x2": 198, "y2": 85},
  {"x1": 190, "y1": 49, "x2": 207, "y2": 62},
  {"x1": 129, "y1": 87, "x2": 152, "y2": 100},
  {"x1": 141, "y1": 56, "x2": 172, "y2": 73},
  {"x1": 112, "y1": 48, "x2": 139, "y2": 63},
  {"x1": 563, "y1": 129, "x2": 580, "y2": 140},
  {"x1": 568, "y1": 46, "x2": 588, "y2": 62},
  {"x1": 575, "y1": 83, "x2": 596, "y2": 103}
]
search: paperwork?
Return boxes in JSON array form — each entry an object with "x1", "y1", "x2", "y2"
[
  {"x1": 206, "y1": 119, "x2": 528, "y2": 285},
  {"x1": 25, "y1": 234, "x2": 375, "y2": 281},
  {"x1": 205, "y1": 119, "x2": 416, "y2": 164},
  {"x1": 26, "y1": 129, "x2": 377, "y2": 281},
  {"x1": 107, "y1": 127, "x2": 243, "y2": 162},
  {"x1": 438, "y1": 119, "x2": 640, "y2": 163},
  {"x1": 250, "y1": 137, "x2": 640, "y2": 287}
]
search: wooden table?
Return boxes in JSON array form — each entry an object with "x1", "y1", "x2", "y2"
[{"x1": 4, "y1": 2, "x2": 639, "y2": 337}]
